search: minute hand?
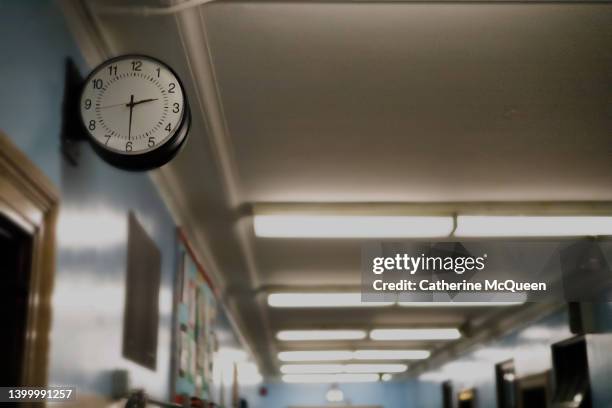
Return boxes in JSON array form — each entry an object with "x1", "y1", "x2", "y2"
[{"x1": 128, "y1": 98, "x2": 158, "y2": 108}]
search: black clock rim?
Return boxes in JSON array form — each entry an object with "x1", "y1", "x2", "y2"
[
  {"x1": 79, "y1": 54, "x2": 190, "y2": 170},
  {"x1": 91, "y1": 105, "x2": 191, "y2": 171}
]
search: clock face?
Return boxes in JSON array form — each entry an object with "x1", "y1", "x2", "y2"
[{"x1": 80, "y1": 56, "x2": 187, "y2": 157}]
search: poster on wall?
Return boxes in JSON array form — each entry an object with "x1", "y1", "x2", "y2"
[{"x1": 173, "y1": 230, "x2": 218, "y2": 401}]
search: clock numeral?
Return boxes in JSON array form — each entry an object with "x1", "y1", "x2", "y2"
[
  {"x1": 92, "y1": 79, "x2": 103, "y2": 89},
  {"x1": 165, "y1": 123, "x2": 172, "y2": 133},
  {"x1": 172, "y1": 103, "x2": 180, "y2": 113},
  {"x1": 131, "y1": 60, "x2": 142, "y2": 72},
  {"x1": 88, "y1": 120, "x2": 96, "y2": 131},
  {"x1": 168, "y1": 83, "x2": 176, "y2": 93},
  {"x1": 156, "y1": 67, "x2": 161, "y2": 78},
  {"x1": 148, "y1": 137, "x2": 156, "y2": 148},
  {"x1": 84, "y1": 99, "x2": 92, "y2": 110},
  {"x1": 126, "y1": 141, "x2": 133, "y2": 152},
  {"x1": 104, "y1": 135, "x2": 111, "y2": 145},
  {"x1": 108, "y1": 65, "x2": 117, "y2": 76}
]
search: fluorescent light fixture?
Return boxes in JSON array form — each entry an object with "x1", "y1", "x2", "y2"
[
  {"x1": 381, "y1": 373, "x2": 393, "y2": 382},
  {"x1": 370, "y1": 328, "x2": 461, "y2": 341},
  {"x1": 455, "y1": 215, "x2": 612, "y2": 237},
  {"x1": 398, "y1": 302, "x2": 524, "y2": 307},
  {"x1": 254, "y1": 214, "x2": 454, "y2": 238},
  {"x1": 354, "y1": 349, "x2": 430, "y2": 360},
  {"x1": 278, "y1": 351, "x2": 354, "y2": 362},
  {"x1": 268, "y1": 293, "x2": 393, "y2": 308},
  {"x1": 282, "y1": 374, "x2": 380, "y2": 383},
  {"x1": 277, "y1": 330, "x2": 367, "y2": 341},
  {"x1": 343, "y1": 364, "x2": 407, "y2": 373},
  {"x1": 279, "y1": 350, "x2": 430, "y2": 363},
  {"x1": 281, "y1": 364, "x2": 407, "y2": 374},
  {"x1": 281, "y1": 364, "x2": 345, "y2": 374}
]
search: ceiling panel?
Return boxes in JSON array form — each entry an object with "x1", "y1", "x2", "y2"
[{"x1": 204, "y1": 2, "x2": 612, "y2": 202}]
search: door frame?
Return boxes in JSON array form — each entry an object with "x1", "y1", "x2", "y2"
[{"x1": 0, "y1": 130, "x2": 59, "y2": 387}]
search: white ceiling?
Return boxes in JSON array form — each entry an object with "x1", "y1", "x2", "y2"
[
  {"x1": 81, "y1": 0, "x2": 612, "y2": 376},
  {"x1": 204, "y1": 2, "x2": 612, "y2": 202}
]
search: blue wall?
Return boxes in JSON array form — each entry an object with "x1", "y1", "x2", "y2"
[
  {"x1": 243, "y1": 381, "x2": 408, "y2": 408},
  {"x1": 0, "y1": 0, "x2": 177, "y2": 401}
]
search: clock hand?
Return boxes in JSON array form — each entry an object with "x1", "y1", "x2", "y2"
[
  {"x1": 128, "y1": 94, "x2": 134, "y2": 141},
  {"x1": 100, "y1": 101, "x2": 129, "y2": 109},
  {"x1": 130, "y1": 98, "x2": 159, "y2": 107}
]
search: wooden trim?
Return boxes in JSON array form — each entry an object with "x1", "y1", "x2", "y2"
[
  {"x1": 177, "y1": 227, "x2": 220, "y2": 299},
  {"x1": 0, "y1": 131, "x2": 59, "y2": 389}
]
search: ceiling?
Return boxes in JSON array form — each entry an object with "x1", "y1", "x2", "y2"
[{"x1": 71, "y1": 0, "x2": 612, "y2": 377}]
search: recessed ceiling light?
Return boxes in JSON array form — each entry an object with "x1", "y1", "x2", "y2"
[
  {"x1": 370, "y1": 328, "x2": 461, "y2": 341},
  {"x1": 455, "y1": 215, "x2": 612, "y2": 237},
  {"x1": 254, "y1": 214, "x2": 454, "y2": 238},
  {"x1": 268, "y1": 293, "x2": 394, "y2": 308},
  {"x1": 354, "y1": 349, "x2": 430, "y2": 360},
  {"x1": 282, "y1": 373, "x2": 380, "y2": 383},
  {"x1": 277, "y1": 330, "x2": 367, "y2": 341},
  {"x1": 278, "y1": 351, "x2": 354, "y2": 362}
]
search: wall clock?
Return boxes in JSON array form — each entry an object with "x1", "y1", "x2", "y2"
[{"x1": 79, "y1": 55, "x2": 190, "y2": 171}]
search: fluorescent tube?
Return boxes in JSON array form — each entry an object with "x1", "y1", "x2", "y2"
[
  {"x1": 281, "y1": 364, "x2": 345, "y2": 374},
  {"x1": 278, "y1": 351, "x2": 354, "y2": 362},
  {"x1": 277, "y1": 330, "x2": 367, "y2": 341},
  {"x1": 254, "y1": 215, "x2": 454, "y2": 238},
  {"x1": 398, "y1": 302, "x2": 524, "y2": 307},
  {"x1": 280, "y1": 364, "x2": 407, "y2": 374},
  {"x1": 282, "y1": 374, "x2": 380, "y2": 383},
  {"x1": 268, "y1": 293, "x2": 394, "y2": 308},
  {"x1": 455, "y1": 215, "x2": 612, "y2": 237},
  {"x1": 343, "y1": 364, "x2": 407, "y2": 373},
  {"x1": 354, "y1": 349, "x2": 430, "y2": 360},
  {"x1": 370, "y1": 328, "x2": 461, "y2": 341}
]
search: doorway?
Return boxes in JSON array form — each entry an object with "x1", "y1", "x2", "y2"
[
  {"x1": 0, "y1": 214, "x2": 33, "y2": 386},
  {"x1": 516, "y1": 372, "x2": 551, "y2": 408},
  {"x1": 0, "y1": 131, "x2": 58, "y2": 388},
  {"x1": 457, "y1": 388, "x2": 476, "y2": 408}
]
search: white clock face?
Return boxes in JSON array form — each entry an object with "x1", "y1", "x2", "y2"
[{"x1": 80, "y1": 56, "x2": 186, "y2": 155}]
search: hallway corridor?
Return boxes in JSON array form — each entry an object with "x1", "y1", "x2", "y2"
[{"x1": 1, "y1": 0, "x2": 611, "y2": 407}]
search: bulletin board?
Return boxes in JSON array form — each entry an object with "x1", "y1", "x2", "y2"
[{"x1": 172, "y1": 229, "x2": 218, "y2": 401}]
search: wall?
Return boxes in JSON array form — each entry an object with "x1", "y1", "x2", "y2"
[
  {"x1": 243, "y1": 381, "x2": 407, "y2": 408},
  {"x1": 0, "y1": 0, "x2": 177, "y2": 401}
]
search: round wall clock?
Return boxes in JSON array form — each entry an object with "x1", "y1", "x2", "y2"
[{"x1": 79, "y1": 55, "x2": 190, "y2": 171}]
